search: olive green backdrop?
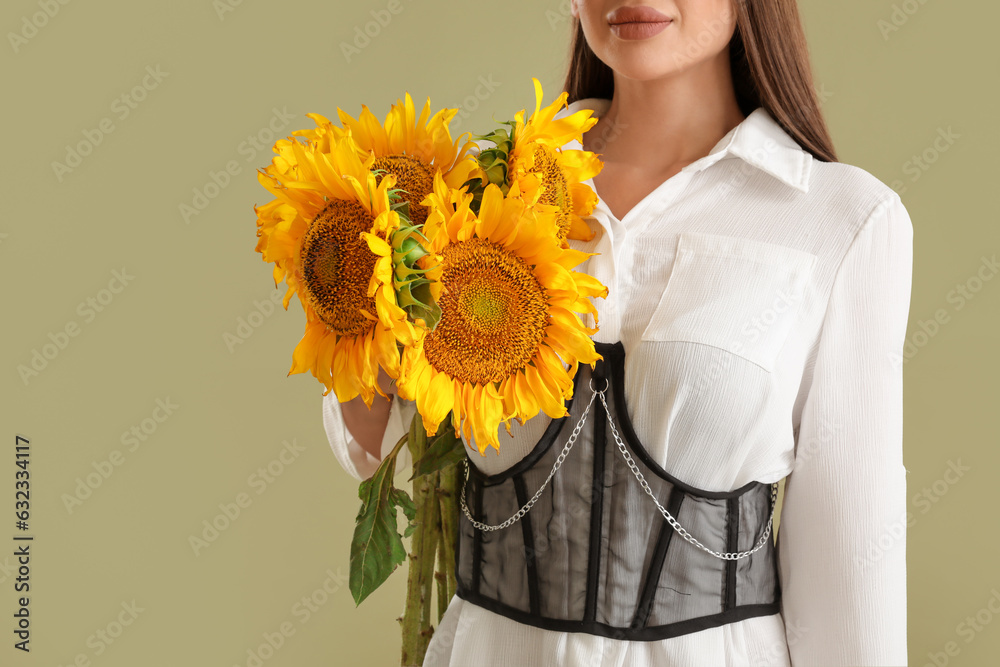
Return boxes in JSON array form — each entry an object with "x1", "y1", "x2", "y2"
[{"x1": 1, "y1": 0, "x2": 995, "y2": 665}]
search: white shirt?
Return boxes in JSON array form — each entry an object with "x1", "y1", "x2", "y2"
[{"x1": 323, "y1": 100, "x2": 913, "y2": 667}]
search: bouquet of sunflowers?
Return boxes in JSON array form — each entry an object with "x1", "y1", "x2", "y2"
[{"x1": 253, "y1": 77, "x2": 606, "y2": 665}]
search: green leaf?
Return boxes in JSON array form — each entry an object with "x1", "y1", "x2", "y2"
[
  {"x1": 349, "y1": 452, "x2": 406, "y2": 606},
  {"x1": 391, "y1": 487, "x2": 418, "y2": 538},
  {"x1": 461, "y1": 176, "x2": 485, "y2": 191},
  {"x1": 409, "y1": 428, "x2": 466, "y2": 481},
  {"x1": 389, "y1": 194, "x2": 411, "y2": 223}
]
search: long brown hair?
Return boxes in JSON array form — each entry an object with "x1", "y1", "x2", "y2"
[{"x1": 563, "y1": 0, "x2": 837, "y2": 162}]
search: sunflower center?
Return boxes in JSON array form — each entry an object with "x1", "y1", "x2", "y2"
[
  {"x1": 371, "y1": 154, "x2": 434, "y2": 226},
  {"x1": 531, "y1": 145, "x2": 572, "y2": 242},
  {"x1": 460, "y1": 287, "x2": 508, "y2": 330},
  {"x1": 424, "y1": 238, "x2": 549, "y2": 385},
  {"x1": 299, "y1": 199, "x2": 378, "y2": 336}
]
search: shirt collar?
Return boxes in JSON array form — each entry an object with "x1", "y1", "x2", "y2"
[{"x1": 562, "y1": 98, "x2": 812, "y2": 193}]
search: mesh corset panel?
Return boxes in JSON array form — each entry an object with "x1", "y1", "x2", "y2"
[{"x1": 454, "y1": 341, "x2": 782, "y2": 641}]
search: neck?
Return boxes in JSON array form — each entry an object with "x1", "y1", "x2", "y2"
[{"x1": 585, "y1": 50, "x2": 746, "y2": 171}]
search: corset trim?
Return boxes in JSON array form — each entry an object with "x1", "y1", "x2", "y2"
[
  {"x1": 470, "y1": 478, "x2": 483, "y2": 593},
  {"x1": 454, "y1": 581, "x2": 781, "y2": 642},
  {"x1": 725, "y1": 497, "x2": 740, "y2": 610},
  {"x1": 631, "y1": 485, "x2": 686, "y2": 629},
  {"x1": 584, "y1": 362, "x2": 609, "y2": 624},
  {"x1": 512, "y1": 473, "x2": 542, "y2": 616}
]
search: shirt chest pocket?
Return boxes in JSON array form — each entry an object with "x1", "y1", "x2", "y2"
[{"x1": 639, "y1": 231, "x2": 818, "y2": 373}]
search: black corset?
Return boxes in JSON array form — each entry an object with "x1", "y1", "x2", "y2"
[{"x1": 454, "y1": 341, "x2": 782, "y2": 641}]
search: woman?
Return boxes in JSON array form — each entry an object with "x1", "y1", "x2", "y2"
[{"x1": 326, "y1": 0, "x2": 913, "y2": 665}]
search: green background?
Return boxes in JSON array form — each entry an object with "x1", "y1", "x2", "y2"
[{"x1": 1, "y1": 0, "x2": 995, "y2": 664}]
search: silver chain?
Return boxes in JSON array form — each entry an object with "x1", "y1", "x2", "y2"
[
  {"x1": 459, "y1": 386, "x2": 600, "y2": 532},
  {"x1": 460, "y1": 378, "x2": 779, "y2": 561},
  {"x1": 597, "y1": 390, "x2": 778, "y2": 561}
]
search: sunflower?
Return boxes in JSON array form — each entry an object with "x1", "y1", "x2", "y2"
[
  {"x1": 396, "y1": 172, "x2": 609, "y2": 455},
  {"x1": 472, "y1": 77, "x2": 603, "y2": 245},
  {"x1": 301, "y1": 93, "x2": 483, "y2": 230},
  {"x1": 254, "y1": 130, "x2": 419, "y2": 406}
]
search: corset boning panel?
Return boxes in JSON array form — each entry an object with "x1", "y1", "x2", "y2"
[{"x1": 454, "y1": 341, "x2": 782, "y2": 641}]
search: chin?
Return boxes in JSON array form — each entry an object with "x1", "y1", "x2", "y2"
[
  {"x1": 597, "y1": 39, "x2": 687, "y2": 81},
  {"x1": 601, "y1": 56, "x2": 683, "y2": 82}
]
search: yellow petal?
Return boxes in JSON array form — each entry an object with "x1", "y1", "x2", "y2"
[
  {"x1": 313, "y1": 329, "x2": 339, "y2": 391},
  {"x1": 523, "y1": 363, "x2": 567, "y2": 420},
  {"x1": 287, "y1": 321, "x2": 324, "y2": 376},
  {"x1": 420, "y1": 369, "x2": 454, "y2": 436}
]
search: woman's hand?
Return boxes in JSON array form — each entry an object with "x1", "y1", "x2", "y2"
[
  {"x1": 340, "y1": 367, "x2": 397, "y2": 462},
  {"x1": 374, "y1": 365, "x2": 396, "y2": 398}
]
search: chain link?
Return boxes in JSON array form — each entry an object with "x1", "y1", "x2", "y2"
[
  {"x1": 459, "y1": 384, "x2": 600, "y2": 532},
  {"x1": 596, "y1": 390, "x2": 778, "y2": 561},
  {"x1": 459, "y1": 380, "x2": 779, "y2": 561}
]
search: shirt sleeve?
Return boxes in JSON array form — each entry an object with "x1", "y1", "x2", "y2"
[
  {"x1": 777, "y1": 194, "x2": 914, "y2": 666},
  {"x1": 322, "y1": 389, "x2": 415, "y2": 482}
]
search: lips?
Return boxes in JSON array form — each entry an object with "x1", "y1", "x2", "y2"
[
  {"x1": 607, "y1": 5, "x2": 672, "y2": 40},
  {"x1": 607, "y1": 5, "x2": 672, "y2": 26}
]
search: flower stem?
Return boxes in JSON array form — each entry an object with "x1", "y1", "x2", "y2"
[
  {"x1": 400, "y1": 415, "x2": 439, "y2": 666},
  {"x1": 434, "y1": 543, "x2": 448, "y2": 625},
  {"x1": 389, "y1": 430, "x2": 409, "y2": 462},
  {"x1": 436, "y1": 461, "x2": 460, "y2": 620},
  {"x1": 417, "y1": 469, "x2": 441, "y2": 659}
]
